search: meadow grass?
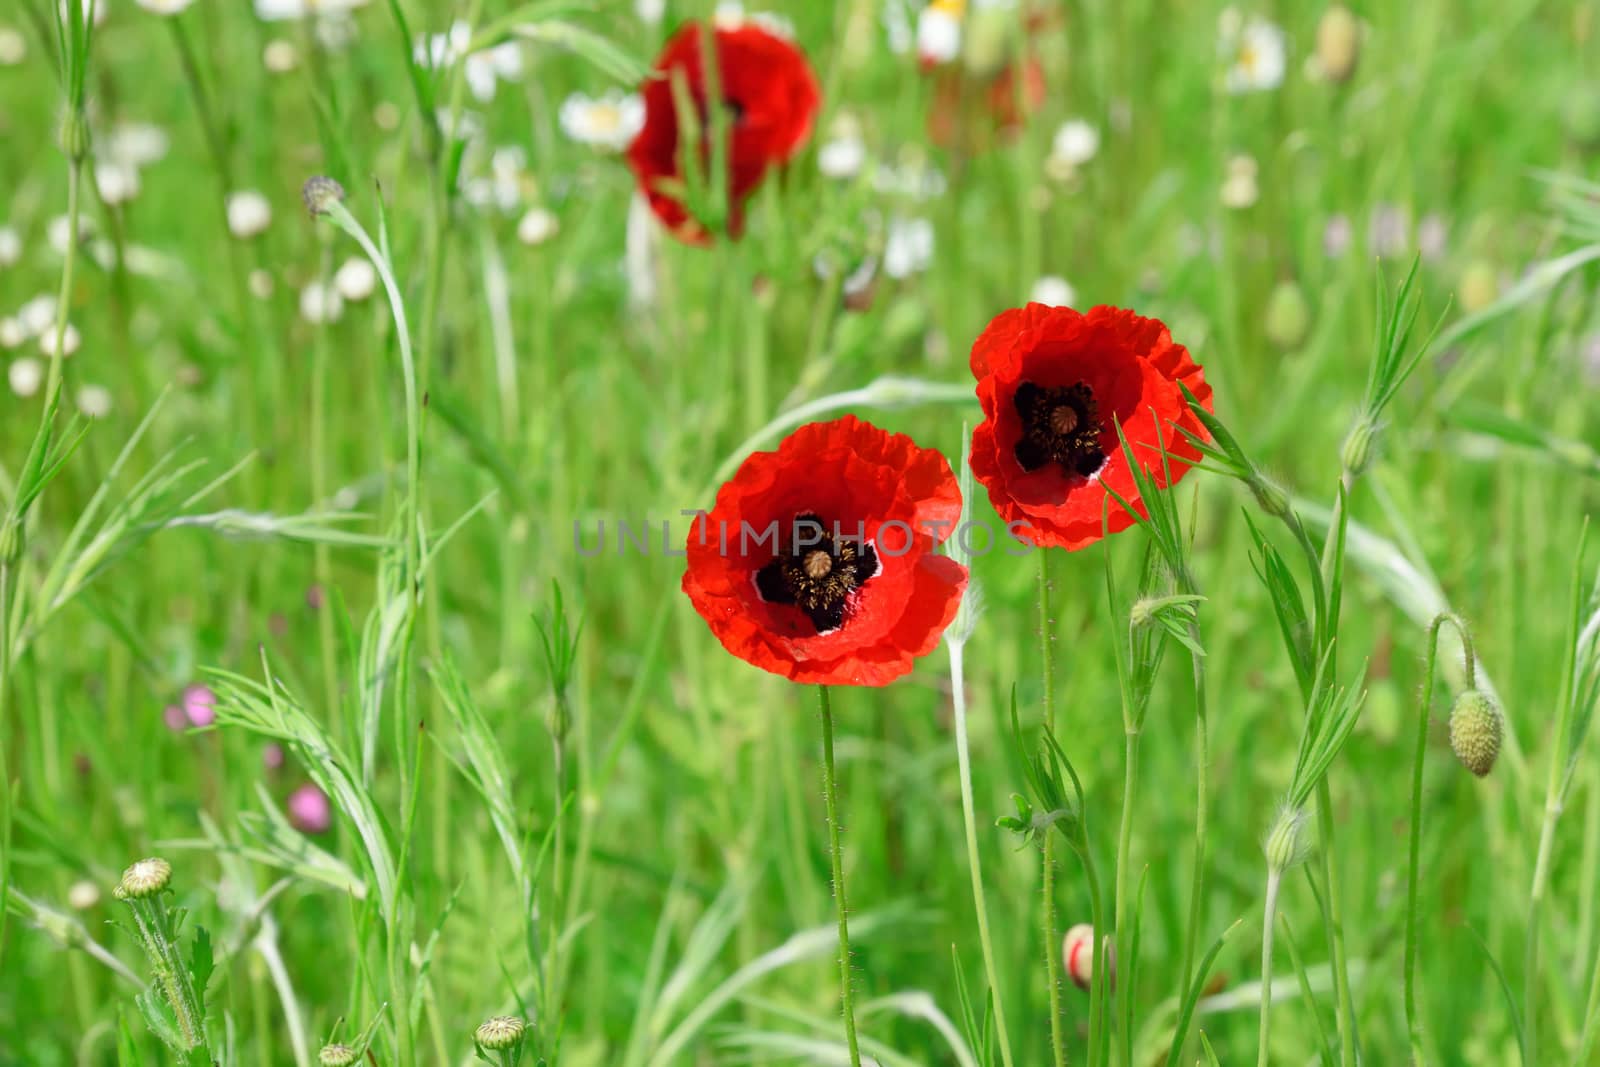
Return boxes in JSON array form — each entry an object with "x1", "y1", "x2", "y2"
[{"x1": 3, "y1": 0, "x2": 1600, "y2": 1064}]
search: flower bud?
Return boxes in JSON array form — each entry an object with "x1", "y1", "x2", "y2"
[
  {"x1": 475, "y1": 1015, "x2": 527, "y2": 1051},
  {"x1": 1449, "y1": 689, "x2": 1502, "y2": 777},
  {"x1": 57, "y1": 109, "x2": 90, "y2": 162},
  {"x1": 1248, "y1": 473, "x2": 1290, "y2": 519},
  {"x1": 114, "y1": 857, "x2": 172, "y2": 900},
  {"x1": 302, "y1": 175, "x2": 347, "y2": 217},
  {"x1": 1062, "y1": 922, "x2": 1115, "y2": 992},
  {"x1": 1341, "y1": 417, "x2": 1375, "y2": 477},
  {"x1": 1264, "y1": 280, "x2": 1311, "y2": 350},
  {"x1": 318, "y1": 1044, "x2": 359, "y2": 1067},
  {"x1": 1315, "y1": 6, "x2": 1361, "y2": 83},
  {"x1": 1264, "y1": 805, "x2": 1312, "y2": 873}
]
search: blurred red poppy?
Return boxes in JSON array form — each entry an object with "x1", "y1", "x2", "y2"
[
  {"x1": 628, "y1": 21, "x2": 820, "y2": 243},
  {"x1": 968, "y1": 304, "x2": 1213, "y2": 550},
  {"x1": 683, "y1": 416, "x2": 967, "y2": 686}
]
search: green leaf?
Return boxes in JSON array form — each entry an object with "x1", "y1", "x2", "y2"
[{"x1": 188, "y1": 925, "x2": 214, "y2": 999}]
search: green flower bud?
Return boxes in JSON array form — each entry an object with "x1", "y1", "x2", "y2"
[
  {"x1": 1248, "y1": 473, "x2": 1290, "y2": 519},
  {"x1": 113, "y1": 857, "x2": 172, "y2": 901},
  {"x1": 318, "y1": 1044, "x2": 359, "y2": 1067},
  {"x1": 1316, "y1": 6, "x2": 1361, "y2": 83},
  {"x1": 1264, "y1": 280, "x2": 1311, "y2": 351},
  {"x1": 475, "y1": 1015, "x2": 527, "y2": 1051},
  {"x1": 1341, "y1": 417, "x2": 1375, "y2": 477},
  {"x1": 1264, "y1": 806, "x2": 1312, "y2": 873},
  {"x1": 1449, "y1": 689, "x2": 1502, "y2": 777},
  {"x1": 57, "y1": 109, "x2": 90, "y2": 162},
  {"x1": 302, "y1": 175, "x2": 347, "y2": 217}
]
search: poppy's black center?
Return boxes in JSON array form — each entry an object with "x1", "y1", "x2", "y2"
[
  {"x1": 754, "y1": 512, "x2": 879, "y2": 634},
  {"x1": 1013, "y1": 380, "x2": 1106, "y2": 478}
]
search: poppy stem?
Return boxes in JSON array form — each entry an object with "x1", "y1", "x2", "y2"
[
  {"x1": 1037, "y1": 547, "x2": 1070, "y2": 1067},
  {"x1": 817, "y1": 685, "x2": 862, "y2": 1067}
]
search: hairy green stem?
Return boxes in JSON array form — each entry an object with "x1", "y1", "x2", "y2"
[
  {"x1": 1114, "y1": 726, "x2": 1140, "y2": 1067},
  {"x1": 818, "y1": 686, "x2": 862, "y2": 1067},
  {"x1": 1256, "y1": 870, "x2": 1282, "y2": 1067},
  {"x1": 1038, "y1": 549, "x2": 1068, "y2": 1067},
  {"x1": 948, "y1": 640, "x2": 1017, "y2": 1067},
  {"x1": 1178, "y1": 628, "x2": 1209, "y2": 1006}
]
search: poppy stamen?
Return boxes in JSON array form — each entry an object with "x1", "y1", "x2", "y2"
[
  {"x1": 1014, "y1": 380, "x2": 1106, "y2": 478},
  {"x1": 754, "y1": 513, "x2": 880, "y2": 634}
]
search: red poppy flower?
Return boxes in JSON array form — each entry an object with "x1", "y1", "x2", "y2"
[
  {"x1": 969, "y1": 304, "x2": 1213, "y2": 550},
  {"x1": 628, "y1": 22, "x2": 820, "y2": 244},
  {"x1": 683, "y1": 416, "x2": 968, "y2": 686}
]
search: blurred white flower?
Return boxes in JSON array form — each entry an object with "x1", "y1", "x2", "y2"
[
  {"x1": 263, "y1": 38, "x2": 299, "y2": 72},
  {"x1": 314, "y1": 14, "x2": 357, "y2": 49},
  {"x1": 248, "y1": 269, "x2": 274, "y2": 299},
  {"x1": 40, "y1": 322, "x2": 81, "y2": 358},
  {"x1": 462, "y1": 146, "x2": 528, "y2": 213},
  {"x1": 1219, "y1": 154, "x2": 1259, "y2": 209},
  {"x1": 255, "y1": 0, "x2": 368, "y2": 20},
  {"x1": 95, "y1": 161, "x2": 141, "y2": 205},
  {"x1": 635, "y1": 0, "x2": 665, "y2": 24},
  {"x1": 48, "y1": 214, "x2": 94, "y2": 254},
  {"x1": 18, "y1": 295, "x2": 57, "y2": 338},
  {"x1": 884, "y1": 217, "x2": 934, "y2": 279},
  {"x1": 625, "y1": 191, "x2": 657, "y2": 310},
  {"x1": 418, "y1": 22, "x2": 522, "y2": 102},
  {"x1": 1368, "y1": 203, "x2": 1409, "y2": 258},
  {"x1": 0, "y1": 319, "x2": 25, "y2": 349},
  {"x1": 226, "y1": 190, "x2": 273, "y2": 239},
  {"x1": 76, "y1": 383, "x2": 111, "y2": 417},
  {"x1": 1323, "y1": 213, "x2": 1352, "y2": 257},
  {"x1": 299, "y1": 281, "x2": 344, "y2": 324},
  {"x1": 818, "y1": 115, "x2": 866, "y2": 180},
  {"x1": 1417, "y1": 213, "x2": 1449, "y2": 262},
  {"x1": 517, "y1": 207, "x2": 559, "y2": 247},
  {"x1": 334, "y1": 256, "x2": 377, "y2": 302},
  {"x1": 1050, "y1": 120, "x2": 1101, "y2": 168},
  {"x1": 917, "y1": 2, "x2": 963, "y2": 65},
  {"x1": 1030, "y1": 275, "x2": 1076, "y2": 307},
  {"x1": 882, "y1": 0, "x2": 914, "y2": 54},
  {"x1": 8, "y1": 357, "x2": 42, "y2": 397},
  {"x1": 135, "y1": 0, "x2": 194, "y2": 14},
  {"x1": 872, "y1": 159, "x2": 948, "y2": 200},
  {"x1": 59, "y1": 0, "x2": 108, "y2": 27},
  {"x1": 559, "y1": 91, "x2": 645, "y2": 151},
  {"x1": 0, "y1": 226, "x2": 20, "y2": 268},
  {"x1": 104, "y1": 122, "x2": 170, "y2": 168},
  {"x1": 714, "y1": 3, "x2": 795, "y2": 37},
  {"x1": 67, "y1": 880, "x2": 101, "y2": 911},
  {"x1": 0, "y1": 27, "x2": 25, "y2": 66},
  {"x1": 1219, "y1": 9, "x2": 1286, "y2": 94}
]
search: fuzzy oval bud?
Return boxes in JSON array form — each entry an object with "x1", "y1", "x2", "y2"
[
  {"x1": 1315, "y1": 6, "x2": 1361, "y2": 83},
  {"x1": 318, "y1": 1044, "x2": 359, "y2": 1067},
  {"x1": 1341, "y1": 417, "x2": 1375, "y2": 477},
  {"x1": 1449, "y1": 689, "x2": 1502, "y2": 777},
  {"x1": 475, "y1": 1016, "x2": 527, "y2": 1051},
  {"x1": 1248, "y1": 473, "x2": 1290, "y2": 519},
  {"x1": 1264, "y1": 280, "x2": 1311, "y2": 351},
  {"x1": 1062, "y1": 923, "x2": 1115, "y2": 992},
  {"x1": 57, "y1": 109, "x2": 90, "y2": 162},
  {"x1": 113, "y1": 857, "x2": 172, "y2": 900},
  {"x1": 1264, "y1": 806, "x2": 1311, "y2": 873},
  {"x1": 302, "y1": 175, "x2": 347, "y2": 217}
]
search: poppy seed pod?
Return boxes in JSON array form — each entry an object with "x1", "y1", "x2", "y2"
[
  {"x1": 475, "y1": 1015, "x2": 527, "y2": 1051},
  {"x1": 113, "y1": 857, "x2": 172, "y2": 900},
  {"x1": 1449, "y1": 689, "x2": 1503, "y2": 777},
  {"x1": 1315, "y1": 6, "x2": 1361, "y2": 83},
  {"x1": 1062, "y1": 922, "x2": 1115, "y2": 992},
  {"x1": 317, "y1": 1045, "x2": 359, "y2": 1067}
]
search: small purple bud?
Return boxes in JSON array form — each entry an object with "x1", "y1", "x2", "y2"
[
  {"x1": 287, "y1": 783, "x2": 332, "y2": 834},
  {"x1": 182, "y1": 684, "x2": 217, "y2": 728},
  {"x1": 262, "y1": 743, "x2": 286, "y2": 772}
]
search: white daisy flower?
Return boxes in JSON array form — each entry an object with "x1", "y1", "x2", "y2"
[
  {"x1": 0, "y1": 319, "x2": 25, "y2": 349},
  {"x1": 103, "y1": 123, "x2": 171, "y2": 169},
  {"x1": 818, "y1": 116, "x2": 867, "y2": 180},
  {"x1": 48, "y1": 214, "x2": 93, "y2": 254},
  {"x1": 135, "y1": 0, "x2": 194, "y2": 14},
  {"x1": 333, "y1": 256, "x2": 377, "y2": 302},
  {"x1": 635, "y1": 0, "x2": 665, "y2": 25},
  {"x1": 465, "y1": 39, "x2": 523, "y2": 102},
  {"x1": 299, "y1": 281, "x2": 344, "y2": 324},
  {"x1": 76, "y1": 384, "x2": 111, "y2": 417},
  {"x1": 1220, "y1": 9, "x2": 1287, "y2": 94},
  {"x1": 517, "y1": 207, "x2": 559, "y2": 247},
  {"x1": 254, "y1": 0, "x2": 369, "y2": 21},
  {"x1": 1219, "y1": 154, "x2": 1259, "y2": 209},
  {"x1": 18, "y1": 295, "x2": 57, "y2": 338},
  {"x1": 1050, "y1": 120, "x2": 1101, "y2": 167},
  {"x1": 226, "y1": 190, "x2": 273, "y2": 239},
  {"x1": 1030, "y1": 275, "x2": 1076, "y2": 307},
  {"x1": 0, "y1": 27, "x2": 26, "y2": 67},
  {"x1": 67, "y1": 881, "x2": 101, "y2": 911},
  {"x1": 917, "y1": 3, "x2": 962, "y2": 65},
  {"x1": 40, "y1": 322, "x2": 81, "y2": 358},
  {"x1": 0, "y1": 226, "x2": 20, "y2": 267},
  {"x1": 8, "y1": 357, "x2": 42, "y2": 397},
  {"x1": 559, "y1": 91, "x2": 645, "y2": 151},
  {"x1": 462, "y1": 146, "x2": 528, "y2": 213},
  {"x1": 884, "y1": 217, "x2": 934, "y2": 279},
  {"x1": 263, "y1": 39, "x2": 299, "y2": 72},
  {"x1": 95, "y1": 161, "x2": 141, "y2": 206}
]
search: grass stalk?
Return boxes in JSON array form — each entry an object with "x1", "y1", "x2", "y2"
[{"x1": 818, "y1": 685, "x2": 862, "y2": 1067}]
